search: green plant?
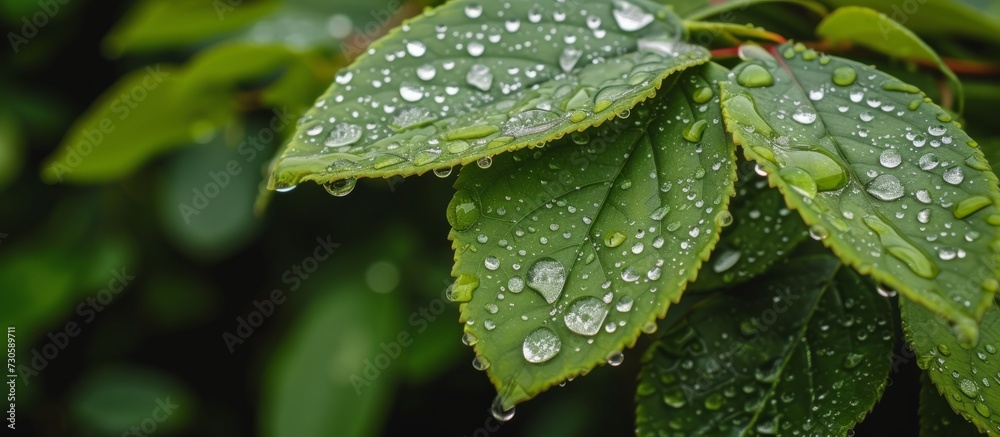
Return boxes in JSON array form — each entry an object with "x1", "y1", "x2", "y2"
[{"x1": 262, "y1": 0, "x2": 1000, "y2": 433}]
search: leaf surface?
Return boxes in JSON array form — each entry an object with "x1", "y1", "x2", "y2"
[
  {"x1": 903, "y1": 297, "x2": 1000, "y2": 434},
  {"x1": 267, "y1": 0, "x2": 711, "y2": 190},
  {"x1": 636, "y1": 255, "x2": 895, "y2": 436},
  {"x1": 449, "y1": 64, "x2": 735, "y2": 409},
  {"x1": 720, "y1": 43, "x2": 1000, "y2": 344},
  {"x1": 919, "y1": 373, "x2": 983, "y2": 436}
]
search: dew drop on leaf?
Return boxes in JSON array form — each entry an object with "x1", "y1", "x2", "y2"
[
  {"x1": 522, "y1": 327, "x2": 562, "y2": 363},
  {"x1": 526, "y1": 257, "x2": 567, "y2": 304},
  {"x1": 563, "y1": 297, "x2": 610, "y2": 336}
]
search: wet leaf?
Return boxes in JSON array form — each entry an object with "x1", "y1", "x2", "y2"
[
  {"x1": 903, "y1": 298, "x2": 1000, "y2": 435},
  {"x1": 688, "y1": 167, "x2": 808, "y2": 292},
  {"x1": 721, "y1": 43, "x2": 1000, "y2": 345},
  {"x1": 636, "y1": 256, "x2": 895, "y2": 436},
  {"x1": 449, "y1": 64, "x2": 736, "y2": 409},
  {"x1": 266, "y1": 0, "x2": 711, "y2": 191},
  {"x1": 919, "y1": 373, "x2": 983, "y2": 436}
]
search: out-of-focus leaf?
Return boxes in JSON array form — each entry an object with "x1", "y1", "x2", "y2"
[
  {"x1": 670, "y1": 0, "x2": 827, "y2": 20},
  {"x1": 721, "y1": 43, "x2": 1000, "y2": 345},
  {"x1": 267, "y1": 0, "x2": 710, "y2": 190},
  {"x1": 103, "y1": 0, "x2": 280, "y2": 56},
  {"x1": 261, "y1": 279, "x2": 404, "y2": 437},
  {"x1": 0, "y1": 110, "x2": 24, "y2": 191},
  {"x1": 636, "y1": 256, "x2": 894, "y2": 435},
  {"x1": 821, "y1": 0, "x2": 1000, "y2": 45},
  {"x1": 41, "y1": 67, "x2": 236, "y2": 184},
  {"x1": 159, "y1": 140, "x2": 262, "y2": 260},
  {"x1": 816, "y1": 6, "x2": 963, "y2": 112},
  {"x1": 141, "y1": 271, "x2": 218, "y2": 329},
  {"x1": 69, "y1": 366, "x2": 194, "y2": 435}
]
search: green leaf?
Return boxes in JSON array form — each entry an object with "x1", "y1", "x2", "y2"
[
  {"x1": 920, "y1": 373, "x2": 983, "y2": 436},
  {"x1": 820, "y1": 0, "x2": 1000, "y2": 46},
  {"x1": 720, "y1": 43, "x2": 1000, "y2": 345},
  {"x1": 103, "y1": 0, "x2": 280, "y2": 56},
  {"x1": 903, "y1": 297, "x2": 1000, "y2": 434},
  {"x1": 266, "y1": 0, "x2": 711, "y2": 191},
  {"x1": 262, "y1": 279, "x2": 404, "y2": 437},
  {"x1": 69, "y1": 366, "x2": 195, "y2": 435},
  {"x1": 672, "y1": 0, "x2": 827, "y2": 21},
  {"x1": 688, "y1": 165, "x2": 808, "y2": 292},
  {"x1": 448, "y1": 63, "x2": 736, "y2": 410},
  {"x1": 636, "y1": 255, "x2": 895, "y2": 436},
  {"x1": 816, "y1": 6, "x2": 964, "y2": 113}
]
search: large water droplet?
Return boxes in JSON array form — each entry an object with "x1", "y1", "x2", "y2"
[
  {"x1": 502, "y1": 109, "x2": 562, "y2": 136},
  {"x1": 466, "y1": 64, "x2": 493, "y2": 91},
  {"x1": 416, "y1": 64, "x2": 437, "y2": 81},
  {"x1": 406, "y1": 41, "x2": 426, "y2": 57},
  {"x1": 611, "y1": 1, "x2": 653, "y2": 31},
  {"x1": 323, "y1": 178, "x2": 356, "y2": 197},
  {"x1": 792, "y1": 106, "x2": 817, "y2": 124},
  {"x1": 712, "y1": 249, "x2": 741, "y2": 273},
  {"x1": 491, "y1": 395, "x2": 515, "y2": 422},
  {"x1": 943, "y1": 166, "x2": 965, "y2": 185},
  {"x1": 399, "y1": 84, "x2": 423, "y2": 102},
  {"x1": 508, "y1": 276, "x2": 525, "y2": 293},
  {"x1": 737, "y1": 64, "x2": 774, "y2": 88},
  {"x1": 879, "y1": 149, "x2": 902, "y2": 168},
  {"x1": 324, "y1": 123, "x2": 362, "y2": 148},
  {"x1": 865, "y1": 174, "x2": 904, "y2": 201},
  {"x1": 832, "y1": 66, "x2": 857, "y2": 86},
  {"x1": 523, "y1": 327, "x2": 561, "y2": 363},
  {"x1": 464, "y1": 3, "x2": 483, "y2": 18},
  {"x1": 526, "y1": 258, "x2": 567, "y2": 304},
  {"x1": 559, "y1": 47, "x2": 583, "y2": 73},
  {"x1": 448, "y1": 190, "x2": 480, "y2": 231},
  {"x1": 918, "y1": 153, "x2": 939, "y2": 170},
  {"x1": 563, "y1": 297, "x2": 610, "y2": 336}
]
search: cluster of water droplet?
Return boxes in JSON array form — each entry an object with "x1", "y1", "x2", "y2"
[
  {"x1": 271, "y1": 0, "x2": 711, "y2": 193},
  {"x1": 725, "y1": 42, "x2": 998, "y2": 305}
]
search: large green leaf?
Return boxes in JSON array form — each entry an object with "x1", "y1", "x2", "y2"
[
  {"x1": 636, "y1": 255, "x2": 894, "y2": 436},
  {"x1": 668, "y1": 0, "x2": 827, "y2": 21},
  {"x1": 816, "y1": 6, "x2": 963, "y2": 113},
  {"x1": 821, "y1": 0, "x2": 1000, "y2": 46},
  {"x1": 903, "y1": 298, "x2": 1000, "y2": 434},
  {"x1": 448, "y1": 64, "x2": 736, "y2": 410},
  {"x1": 720, "y1": 43, "x2": 1000, "y2": 345},
  {"x1": 688, "y1": 163, "x2": 808, "y2": 292},
  {"x1": 266, "y1": 0, "x2": 712, "y2": 191},
  {"x1": 920, "y1": 373, "x2": 983, "y2": 436}
]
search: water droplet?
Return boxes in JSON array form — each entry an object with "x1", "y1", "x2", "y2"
[
  {"x1": 611, "y1": 1, "x2": 654, "y2": 31},
  {"x1": 462, "y1": 332, "x2": 478, "y2": 346},
  {"x1": 523, "y1": 327, "x2": 561, "y2": 363},
  {"x1": 504, "y1": 19, "x2": 520, "y2": 32},
  {"x1": 406, "y1": 41, "x2": 426, "y2": 57},
  {"x1": 792, "y1": 107, "x2": 817, "y2": 124},
  {"x1": 662, "y1": 388, "x2": 686, "y2": 408},
  {"x1": 399, "y1": 84, "x2": 423, "y2": 102},
  {"x1": 416, "y1": 64, "x2": 437, "y2": 81},
  {"x1": 275, "y1": 184, "x2": 297, "y2": 193},
  {"x1": 433, "y1": 167, "x2": 453, "y2": 178},
  {"x1": 975, "y1": 403, "x2": 991, "y2": 418},
  {"x1": 779, "y1": 166, "x2": 818, "y2": 199},
  {"x1": 943, "y1": 166, "x2": 964, "y2": 185},
  {"x1": 616, "y1": 296, "x2": 634, "y2": 312},
  {"x1": 466, "y1": 64, "x2": 493, "y2": 91},
  {"x1": 606, "y1": 351, "x2": 624, "y2": 366},
  {"x1": 467, "y1": 42, "x2": 485, "y2": 57},
  {"x1": 508, "y1": 276, "x2": 525, "y2": 293},
  {"x1": 917, "y1": 208, "x2": 931, "y2": 224},
  {"x1": 335, "y1": 71, "x2": 353, "y2": 85},
  {"x1": 683, "y1": 120, "x2": 708, "y2": 142},
  {"x1": 526, "y1": 258, "x2": 567, "y2": 304},
  {"x1": 464, "y1": 3, "x2": 483, "y2": 18},
  {"x1": 477, "y1": 156, "x2": 493, "y2": 169},
  {"x1": 959, "y1": 378, "x2": 979, "y2": 398},
  {"x1": 865, "y1": 174, "x2": 904, "y2": 201},
  {"x1": 559, "y1": 47, "x2": 583, "y2": 72},
  {"x1": 502, "y1": 109, "x2": 562, "y2": 136},
  {"x1": 447, "y1": 190, "x2": 480, "y2": 231},
  {"x1": 918, "y1": 153, "x2": 939, "y2": 170},
  {"x1": 876, "y1": 284, "x2": 897, "y2": 298},
  {"x1": 323, "y1": 178, "x2": 357, "y2": 197},
  {"x1": 843, "y1": 352, "x2": 864, "y2": 369},
  {"x1": 324, "y1": 123, "x2": 362, "y2": 148},
  {"x1": 472, "y1": 355, "x2": 490, "y2": 371},
  {"x1": 809, "y1": 224, "x2": 829, "y2": 241},
  {"x1": 604, "y1": 231, "x2": 626, "y2": 248},
  {"x1": 928, "y1": 125, "x2": 948, "y2": 136},
  {"x1": 713, "y1": 249, "x2": 741, "y2": 273},
  {"x1": 491, "y1": 395, "x2": 515, "y2": 422},
  {"x1": 879, "y1": 149, "x2": 901, "y2": 168},
  {"x1": 564, "y1": 297, "x2": 610, "y2": 336},
  {"x1": 715, "y1": 210, "x2": 734, "y2": 227},
  {"x1": 484, "y1": 256, "x2": 500, "y2": 271},
  {"x1": 737, "y1": 64, "x2": 774, "y2": 88}
]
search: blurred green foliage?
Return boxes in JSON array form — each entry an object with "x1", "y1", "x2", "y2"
[{"x1": 1, "y1": 0, "x2": 998, "y2": 435}]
